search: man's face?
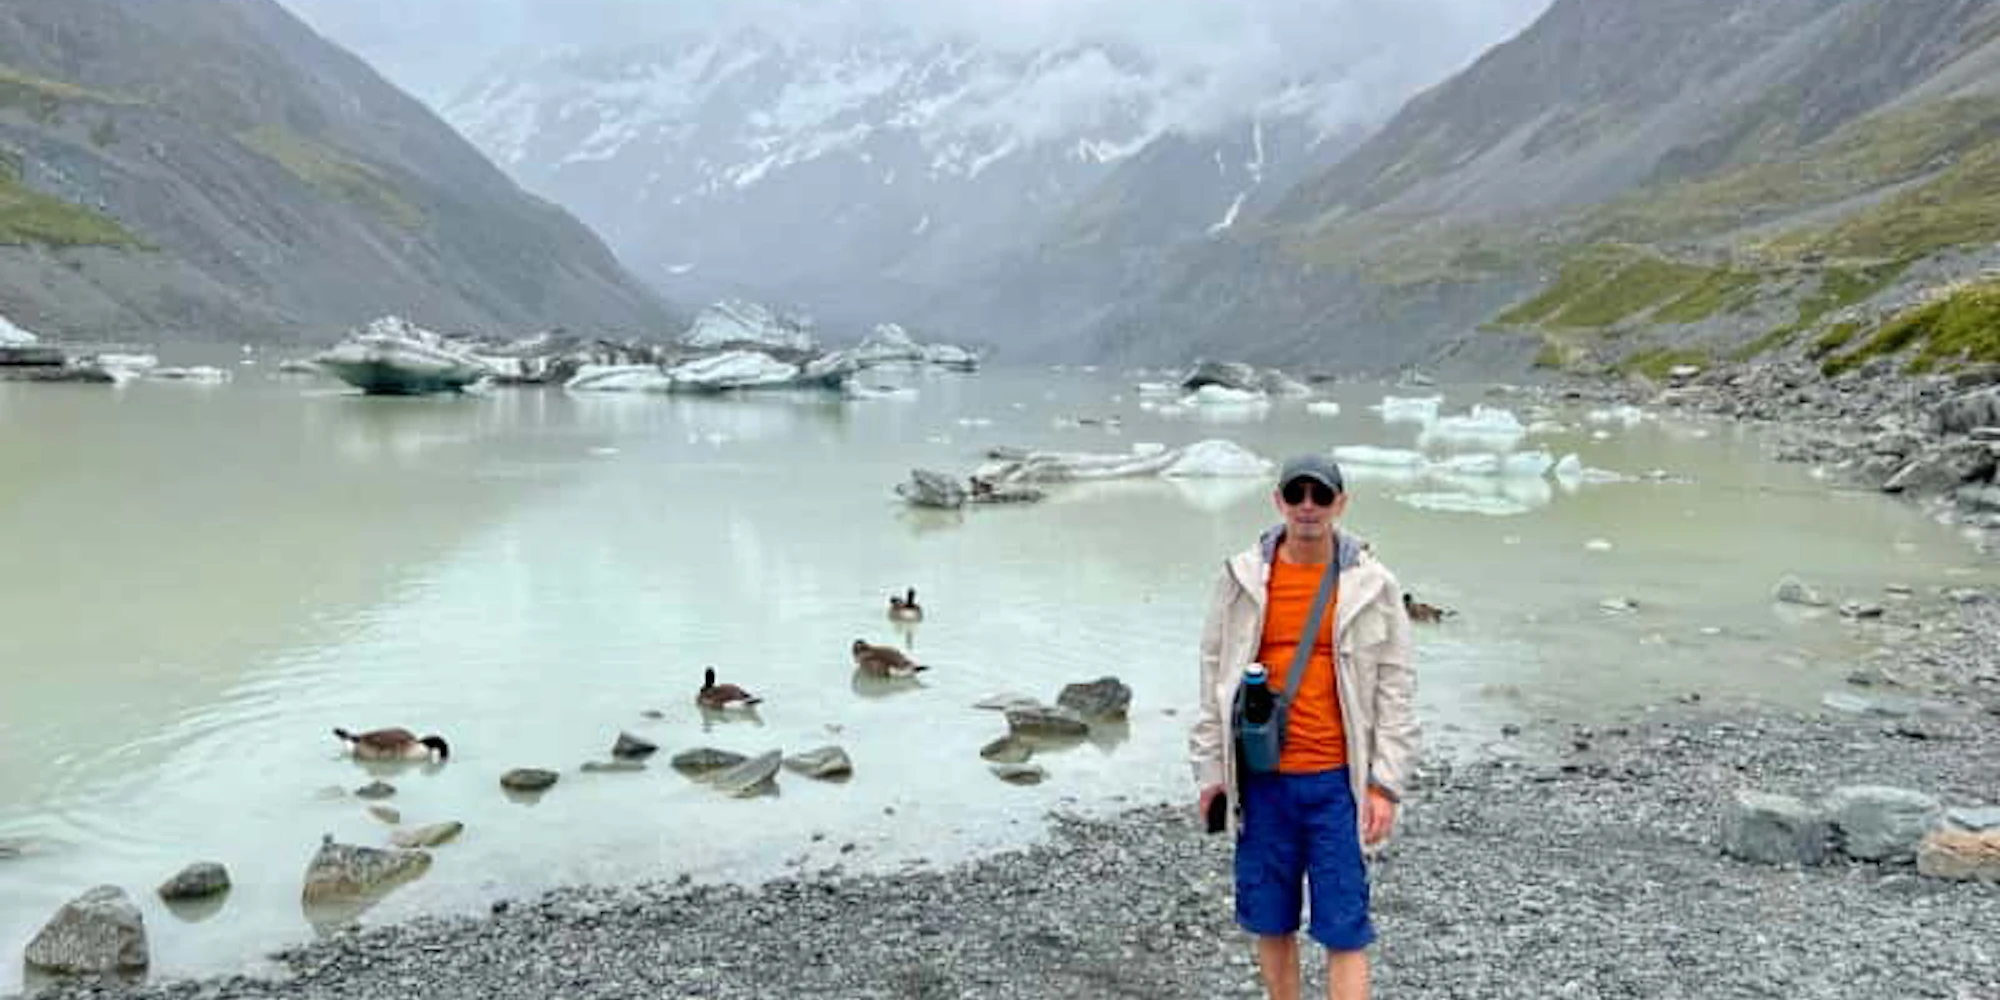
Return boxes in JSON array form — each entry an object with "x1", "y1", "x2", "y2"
[{"x1": 1274, "y1": 476, "x2": 1347, "y2": 540}]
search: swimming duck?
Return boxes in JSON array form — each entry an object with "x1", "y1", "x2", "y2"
[
  {"x1": 697, "y1": 667, "x2": 762, "y2": 710},
  {"x1": 887, "y1": 587, "x2": 923, "y2": 624},
  {"x1": 333, "y1": 727, "x2": 450, "y2": 761},
  {"x1": 851, "y1": 639, "x2": 928, "y2": 677},
  {"x1": 1404, "y1": 593, "x2": 1456, "y2": 624}
]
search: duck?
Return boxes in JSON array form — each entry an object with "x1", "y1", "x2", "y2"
[
  {"x1": 333, "y1": 727, "x2": 450, "y2": 761},
  {"x1": 852, "y1": 639, "x2": 928, "y2": 677},
  {"x1": 887, "y1": 587, "x2": 923, "y2": 623},
  {"x1": 1404, "y1": 593, "x2": 1456, "y2": 624},
  {"x1": 697, "y1": 667, "x2": 762, "y2": 710}
]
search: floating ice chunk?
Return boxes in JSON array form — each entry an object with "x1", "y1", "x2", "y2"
[
  {"x1": 1586, "y1": 405, "x2": 1648, "y2": 428},
  {"x1": 1183, "y1": 385, "x2": 1271, "y2": 407},
  {"x1": 955, "y1": 417, "x2": 993, "y2": 427},
  {"x1": 1591, "y1": 430, "x2": 1613, "y2": 441},
  {"x1": 1161, "y1": 440, "x2": 1274, "y2": 479},
  {"x1": 1501, "y1": 450, "x2": 1555, "y2": 478},
  {"x1": 1584, "y1": 539, "x2": 1614, "y2": 552},
  {"x1": 1132, "y1": 442, "x2": 1168, "y2": 457},
  {"x1": 1306, "y1": 401, "x2": 1343, "y2": 417},
  {"x1": 1396, "y1": 492, "x2": 1535, "y2": 516},
  {"x1": 1332, "y1": 445, "x2": 1428, "y2": 468},
  {"x1": 1372, "y1": 395, "x2": 1443, "y2": 425},
  {"x1": 1419, "y1": 406, "x2": 1526, "y2": 450},
  {"x1": 845, "y1": 384, "x2": 917, "y2": 400},
  {"x1": 567, "y1": 364, "x2": 675, "y2": 392},
  {"x1": 1433, "y1": 453, "x2": 1502, "y2": 476},
  {"x1": 94, "y1": 352, "x2": 159, "y2": 373},
  {"x1": 1526, "y1": 420, "x2": 1568, "y2": 435},
  {"x1": 149, "y1": 365, "x2": 231, "y2": 383},
  {"x1": 1552, "y1": 453, "x2": 1631, "y2": 484}
]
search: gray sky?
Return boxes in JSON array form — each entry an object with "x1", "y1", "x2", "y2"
[{"x1": 283, "y1": 0, "x2": 1553, "y2": 123}]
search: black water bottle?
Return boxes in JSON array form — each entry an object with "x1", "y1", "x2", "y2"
[{"x1": 1242, "y1": 664, "x2": 1274, "y2": 724}]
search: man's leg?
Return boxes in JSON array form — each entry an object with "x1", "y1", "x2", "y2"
[
  {"x1": 1326, "y1": 948, "x2": 1369, "y2": 1000},
  {"x1": 1255, "y1": 934, "x2": 1301, "y2": 1000}
]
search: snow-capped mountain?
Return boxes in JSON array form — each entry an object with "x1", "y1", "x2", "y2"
[{"x1": 445, "y1": 28, "x2": 1350, "y2": 332}]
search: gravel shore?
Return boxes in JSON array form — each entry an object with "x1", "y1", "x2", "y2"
[{"x1": 26, "y1": 594, "x2": 1999, "y2": 1000}]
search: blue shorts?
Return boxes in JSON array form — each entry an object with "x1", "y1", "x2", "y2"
[{"x1": 1234, "y1": 767, "x2": 1375, "y2": 951}]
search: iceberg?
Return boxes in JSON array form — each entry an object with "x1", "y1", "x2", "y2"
[
  {"x1": 1306, "y1": 401, "x2": 1342, "y2": 417},
  {"x1": 1160, "y1": 440, "x2": 1274, "y2": 479},
  {"x1": 666, "y1": 350, "x2": 799, "y2": 391},
  {"x1": 0, "y1": 314, "x2": 38, "y2": 345},
  {"x1": 1371, "y1": 395, "x2": 1443, "y2": 425},
  {"x1": 313, "y1": 317, "x2": 492, "y2": 395},
  {"x1": 564, "y1": 364, "x2": 674, "y2": 393},
  {"x1": 1184, "y1": 385, "x2": 1270, "y2": 407},
  {"x1": 681, "y1": 300, "x2": 816, "y2": 354},
  {"x1": 1419, "y1": 405, "x2": 1527, "y2": 450}
]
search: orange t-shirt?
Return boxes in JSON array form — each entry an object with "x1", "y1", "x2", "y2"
[{"x1": 1256, "y1": 559, "x2": 1346, "y2": 773}]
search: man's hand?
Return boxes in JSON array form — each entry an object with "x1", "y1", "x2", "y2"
[
  {"x1": 1362, "y1": 786, "x2": 1397, "y2": 845},
  {"x1": 1198, "y1": 783, "x2": 1225, "y2": 824}
]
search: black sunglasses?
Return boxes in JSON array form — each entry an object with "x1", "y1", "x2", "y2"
[{"x1": 1281, "y1": 478, "x2": 1338, "y2": 506}]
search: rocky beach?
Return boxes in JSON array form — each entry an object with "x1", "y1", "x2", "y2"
[{"x1": 22, "y1": 589, "x2": 1998, "y2": 1000}]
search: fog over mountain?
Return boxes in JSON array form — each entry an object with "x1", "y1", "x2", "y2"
[{"x1": 280, "y1": 0, "x2": 1551, "y2": 348}]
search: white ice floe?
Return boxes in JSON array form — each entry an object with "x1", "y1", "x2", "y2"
[
  {"x1": 566, "y1": 364, "x2": 675, "y2": 392},
  {"x1": 1585, "y1": 405, "x2": 1649, "y2": 428},
  {"x1": 1395, "y1": 492, "x2": 1537, "y2": 517},
  {"x1": 315, "y1": 316, "x2": 493, "y2": 394},
  {"x1": 1132, "y1": 442, "x2": 1168, "y2": 457},
  {"x1": 667, "y1": 350, "x2": 800, "y2": 390},
  {"x1": 94, "y1": 352, "x2": 158, "y2": 374},
  {"x1": 1306, "y1": 401, "x2": 1343, "y2": 417},
  {"x1": 1585, "y1": 539, "x2": 1614, "y2": 552},
  {"x1": 1333, "y1": 445, "x2": 1430, "y2": 468},
  {"x1": 845, "y1": 384, "x2": 918, "y2": 401},
  {"x1": 1161, "y1": 440, "x2": 1275, "y2": 479},
  {"x1": 1183, "y1": 385, "x2": 1271, "y2": 407},
  {"x1": 1419, "y1": 405, "x2": 1526, "y2": 450},
  {"x1": 1526, "y1": 420, "x2": 1568, "y2": 435},
  {"x1": 1371, "y1": 395, "x2": 1443, "y2": 425},
  {"x1": 681, "y1": 300, "x2": 816, "y2": 353},
  {"x1": 1552, "y1": 453, "x2": 1632, "y2": 485},
  {"x1": 955, "y1": 417, "x2": 993, "y2": 427},
  {"x1": 0, "y1": 314, "x2": 38, "y2": 345},
  {"x1": 1135, "y1": 382, "x2": 1180, "y2": 398}
]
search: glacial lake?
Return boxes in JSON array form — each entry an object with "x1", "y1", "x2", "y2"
[{"x1": 2, "y1": 363, "x2": 1994, "y2": 989}]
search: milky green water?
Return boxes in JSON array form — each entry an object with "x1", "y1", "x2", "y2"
[{"x1": 1, "y1": 367, "x2": 1991, "y2": 989}]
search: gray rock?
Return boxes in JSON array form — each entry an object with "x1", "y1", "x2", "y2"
[
  {"x1": 990, "y1": 763, "x2": 1048, "y2": 785},
  {"x1": 581, "y1": 760, "x2": 648, "y2": 773},
  {"x1": 354, "y1": 781, "x2": 396, "y2": 800},
  {"x1": 157, "y1": 862, "x2": 230, "y2": 901},
  {"x1": 611, "y1": 732, "x2": 658, "y2": 760},
  {"x1": 782, "y1": 746, "x2": 854, "y2": 780},
  {"x1": 1917, "y1": 830, "x2": 2000, "y2": 882},
  {"x1": 1825, "y1": 786, "x2": 1942, "y2": 862},
  {"x1": 1947, "y1": 806, "x2": 2000, "y2": 833},
  {"x1": 671, "y1": 747, "x2": 748, "y2": 776},
  {"x1": 1180, "y1": 360, "x2": 1260, "y2": 392},
  {"x1": 23, "y1": 885, "x2": 148, "y2": 975},
  {"x1": 301, "y1": 838, "x2": 432, "y2": 903},
  {"x1": 973, "y1": 693, "x2": 1045, "y2": 712},
  {"x1": 1005, "y1": 705, "x2": 1090, "y2": 739},
  {"x1": 1932, "y1": 386, "x2": 2000, "y2": 436},
  {"x1": 1722, "y1": 790, "x2": 1831, "y2": 866},
  {"x1": 710, "y1": 750, "x2": 783, "y2": 798},
  {"x1": 391, "y1": 822, "x2": 464, "y2": 849},
  {"x1": 895, "y1": 469, "x2": 967, "y2": 509},
  {"x1": 1773, "y1": 576, "x2": 1830, "y2": 607},
  {"x1": 367, "y1": 805, "x2": 401, "y2": 825},
  {"x1": 979, "y1": 735, "x2": 1034, "y2": 764},
  {"x1": 1971, "y1": 426, "x2": 2000, "y2": 442},
  {"x1": 1056, "y1": 677, "x2": 1132, "y2": 719},
  {"x1": 499, "y1": 769, "x2": 559, "y2": 792},
  {"x1": 1839, "y1": 601, "x2": 1886, "y2": 620},
  {"x1": 1957, "y1": 484, "x2": 2000, "y2": 512},
  {"x1": 0, "y1": 836, "x2": 29, "y2": 859}
]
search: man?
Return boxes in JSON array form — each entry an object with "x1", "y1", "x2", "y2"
[{"x1": 1190, "y1": 454, "x2": 1418, "y2": 1000}]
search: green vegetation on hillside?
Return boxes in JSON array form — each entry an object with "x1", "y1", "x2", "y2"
[
  {"x1": 238, "y1": 126, "x2": 423, "y2": 229},
  {"x1": 0, "y1": 155, "x2": 139, "y2": 247},
  {"x1": 1492, "y1": 246, "x2": 1758, "y2": 330},
  {"x1": 1821, "y1": 280, "x2": 2000, "y2": 376},
  {"x1": 0, "y1": 65, "x2": 132, "y2": 124},
  {"x1": 1791, "y1": 139, "x2": 2000, "y2": 260},
  {"x1": 1617, "y1": 346, "x2": 1712, "y2": 381},
  {"x1": 1733, "y1": 260, "x2": 1911, "y2": 361}
]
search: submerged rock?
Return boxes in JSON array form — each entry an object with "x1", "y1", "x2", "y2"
[
  {"x1": 1773, "y1": 576, "x2": 1830, "y2": 607},
  {"x1": 671, "y1": 748, "x2": 749, "y2": 776},
  {"x1": 300, "y1": 837, "x2": 431, "y2": 903},
  {"x1": 611, "y1": 732, "x2": 658, "y2": 760},
  {"x1": 709, "y1": 750, "x2": 783, "y2": 798},
  {"x1": 581, "y1": 760, "x2": 648, "y2": 774},
  {"x1": 783, "y1": 746, "x2": 854, "y2": 780},
  {"x1": 980, "y1": 735, "x2": 1034, "y2": 764},
  {"x1": 24, "y1": 885, "x2": 148, "y2": 975},
  {"x1": 1056, "y1": 677, "x2": 1132, "y2": 719},
  {"x1": 896, "y1": 469, "x2": 968, "y2": 509},
  {"x1": 1006, "y1": 706, "x2": 1090, "y2": 739},
  {"x1": 991, "y1": 763, "x2": 1048, "y2": 786},
  {"x1": 391, "y1": 822, "x2": 465, "y2": 849},
  {"x1": 157, "y1": 862, "x2": 231, "y2": 901},
  {"x1": 499, "y1": 769, "x2": 559, "y2": 792}
]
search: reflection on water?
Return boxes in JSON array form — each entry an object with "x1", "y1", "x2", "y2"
[{"x1": 1, "y1": 371, "x2": 1996, "y2": 989}]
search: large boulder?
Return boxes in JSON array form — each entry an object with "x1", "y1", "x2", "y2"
[
  {"x1": 1722, "y1": 790, "x2": 1831, "y2": 866},
  {"x1": 301, "y1": 838, "x2": 432, "y2": 903},
  {"x1": 1917, "y1": 830, "x2": 2000, "y2": 882},
  {"x1": 709, "y1": 750, "x2": 782, "y2": 798},
  {"x1": 1825, "y1": 786, "x2": 1942, "y2": 862},
  {"x1": 1056, "y1": 677, "x2": 1133, "y2": 720},
  {"x1": 1932, "y1": 387, "x2": 2000, "y2": 435},
  {"x1": 23, "y1": 885, "x2": 149, "y2": 975},
  {"x1": 1006, "y1": 705, "x2": 1090, "y2": 739},
  {"x1": 157, "y1": 862, "x2": 231, "y2": 901},
  {"x1": 611, "y1": 732, "x2": 658, "y2": 760},
  {"x1": 782, "y1": 746, "x2": 854, "y2": 780}
]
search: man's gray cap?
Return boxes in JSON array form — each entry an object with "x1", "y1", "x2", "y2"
[{"x1": 1277, "y1": 454, "x2": 1345, "y2": 492}]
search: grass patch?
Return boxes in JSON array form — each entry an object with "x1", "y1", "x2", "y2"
[
  {"x1": 1809, "y1": 322, "x2": 1862, "y2": 358},
  {"x1": 1492, "y1": 246, "x2": 1755, "y2": 330},
  {"x1": 1823, "y1": 280, "x2": 2000, "y2": 376},
  {"x1": 1618, "y1": 347, "x2": 1711, "y2": 381},
  {"x1": 1729, "y1": 325, "x2": 1801, "y2": 362},
  {"x1": 0, "y1": 167, "x2": 139, "y2": 247},
  {"x1": 238, "y1": 126, "x2": 423, "y2": 229},
  {"x1": 1793, "y1": 138, "x2": 2000, "y2": 260}
]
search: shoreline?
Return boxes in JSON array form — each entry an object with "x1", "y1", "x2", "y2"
[{"x1": 23, "y1": 598, "x2": 1998, "y2": 1000}]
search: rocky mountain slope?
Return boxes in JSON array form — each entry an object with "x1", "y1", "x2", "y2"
[
  {"x1": 445, "y1": 28, "x2": 1355, "y2": 334},
  {"x1": 0, "y1": 0, "x2": 671, "y2": 345},
  {"x1": 1083, "y1": 0, "x2": 2000, "y2": 374}
]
